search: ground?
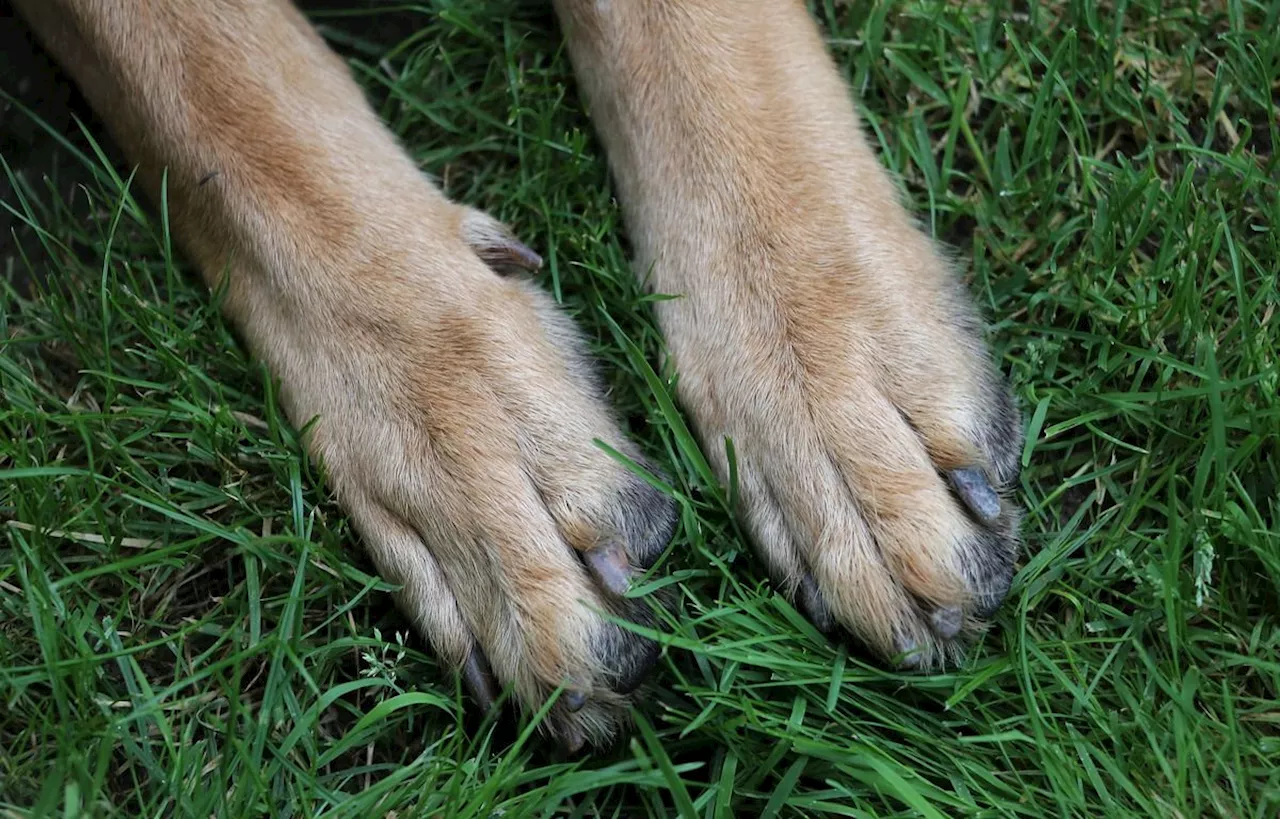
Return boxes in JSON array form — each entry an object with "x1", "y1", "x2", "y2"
[{"x1": 1, "y1": 0, "x2": 1278, "y2": 816}]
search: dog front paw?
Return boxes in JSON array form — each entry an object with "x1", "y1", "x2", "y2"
[{"x1": 261, "y1": 212, "x2": 676, "y2": 748}]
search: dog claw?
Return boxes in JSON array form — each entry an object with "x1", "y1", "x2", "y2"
[
  {"x1": 948, "y1": 466, "x2": 1002, "y2": 525},
  {"x1": 558, "y1": 722, "x2": 587, "y2": 755},
  {"x1": 459, "y1": 208, "x2": 543, "y2": 274},
  {"x1": 895, "y1": 637, "x2": 925, "y2": 670},
  {"x1": 929, "y1": 605, "x2": 964, "y2": 640},
  {"x1": 461, "y1": 647, "x2": 498, "y2": 714},
  {"x1": 798, "y1": 573, "x2": 836, "y2": 633},
  {"x1": 474, "y1": 235, "x2": 543, "y2": 273},
  {"x1": 562, "y1": 689, "x2": 588, "y2": 712},
  {"x1": 583, "y1": 541, "x2": 633, "y2": 596}
]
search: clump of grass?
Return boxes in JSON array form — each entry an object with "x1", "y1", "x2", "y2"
[{"x1": 2, "y1": 0, "x2": 1278, "y2": 815}]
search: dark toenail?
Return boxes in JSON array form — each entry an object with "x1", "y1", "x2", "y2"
[
  {"x1": 584, "y1": 541, "x2": 633, "y2": 596},
  {"x1": 563, "y1": 689, "x2": 588, "y2": 712},
  {"x1": 469, "y1": 228, "x2": 543, "y2": 275},
  {"x1": 798, "y1": 574, "x2": 835, "y2": 633},
  {"x1": 895, "y1": 637, "x2": 925, "y2": 670},
  {"x1": 559, "y1": 722, "x2": 587, "y2": 755},
  {"x1": 461, "y1": 648, "x2": 498, "y2": 714},
  {"x1": 930, "y1": 606, "x2": 964, "y2": 640},
  {"x1": 494, "y1": 237, "x2": 543, "y2": 271},
  {"x1": 948, "y1": 466, "x2": 1002, "y2": 525}
]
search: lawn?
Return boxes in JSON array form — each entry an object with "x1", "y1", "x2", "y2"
[{"x1": 2, "y1": 0, "x2": 1278, "y2": 816}]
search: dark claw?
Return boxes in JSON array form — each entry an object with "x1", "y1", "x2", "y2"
[
  {"x1": 895, "y1": 637, "x2": 925, "y2": 670},
  {"x1": 461, "y1": 648, "x2": 498, "y2": 714},
  {"x1": 459, "y1": 208, "x2": 544, "y2": 275},
  {"x1": 948, "y1": 466, "x2": 1002, "y2": 525},
  {"x1": 583, "y1": 541, "x2": 633, "y2": 596},
  {"x1": 477, "y1": 236, "x2": 543, "y2": 273},
  {"x1": 558, "y1": 721, "x2": 587, "y2": 756},
  {"x1": 469, "y1": 229, "x2": 543, "y2": 275},
  {"x1": 798, "y1": 573, "x2": 835, "y2": 633},
  {"x1": 929, "y1": 605, "x2": 964, "y2": 640}
]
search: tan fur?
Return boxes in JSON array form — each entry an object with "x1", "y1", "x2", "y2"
[{"x1": 15, "y1": 0, "x2": 1021, "y2": 746}]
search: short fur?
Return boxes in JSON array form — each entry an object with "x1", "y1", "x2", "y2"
[{"x1": 13, "y1": 0, "x2": 1022, "y2": 749}]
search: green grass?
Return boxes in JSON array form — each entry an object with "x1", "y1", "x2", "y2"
[{"x1": 2, "y1": 0, "x2": 1278, "y2": 815}]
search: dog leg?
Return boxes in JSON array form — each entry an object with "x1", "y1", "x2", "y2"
[
  {"x1": 14, "y1": 0, "x2": 676, "y2": 747},
  {"x1": 555, "y1": 0, "x2": 1022, "y2": 664}
]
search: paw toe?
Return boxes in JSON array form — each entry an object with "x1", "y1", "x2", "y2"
[
  {"x1": 963, "y1": 528, "x2": 1017, "y2": 619},
  {"x1": 613, "y1": 470, "x2": 678, "y2": 568},
  {"x1": 595, "y1": 605, "x2": 662, "y2": 695}
]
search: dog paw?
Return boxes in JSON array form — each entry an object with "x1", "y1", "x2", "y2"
[
  {"x1": 655, "y1": 196, "x2": 1022, "y2": 667},
  {"x1": 267, "y1": 207, "x2": 676, "y2": 748}
]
